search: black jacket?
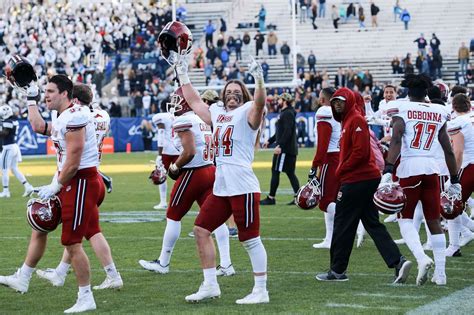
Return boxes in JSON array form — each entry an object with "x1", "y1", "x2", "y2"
[{"x1": 268, "y1": 106, "x2": 298, "y2": 155}]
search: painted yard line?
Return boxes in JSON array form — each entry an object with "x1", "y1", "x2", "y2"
[
  {"x1": 325, "y1": 303, "x2": 403, "y2": 310},
  {"x1": 406, "y1": 285, "x2": 474, "y2": 315},
  {"x1": 354, "y1": 292, "x2": 428, "y2": 299}
]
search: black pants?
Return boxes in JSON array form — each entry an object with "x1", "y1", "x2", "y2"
[
  {"x1": 205, "y1": 34, "x2": 213, "y2": 48},
  {"x1": 269, "y1": 153, "x2": 300, "y2": 197},
  {"x1": 330, "y1": 178, "x2": 401, "y2": 274}
]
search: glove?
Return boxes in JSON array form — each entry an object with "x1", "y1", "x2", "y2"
[
  {"x1": 37, "y1": 177, "x2": 62, "y2": 200},
  {"x1": 247, "y1": 56, "x2": 264, "y2": 81},
  {"x1": 155, "y1": 155, "x2": 163, "y2": 167},
  {"x1": 168, "y1": 163, "x2": 182, "y2": 181},
  {"x1": 379, "y1": 173, "x2": 393, "y2": 187},
  {"x1": 174, "y1": 57, "x2": 190, "y2": 85},
  {"x1": 26, "y1": 83, "x2": 40, "y2": 104},
  {"x1": 446, "y1": 183, "x2": 462, "y2": 200},
  {"x1": 308, "y1": 168, "x2": 317, "y2": 181}
]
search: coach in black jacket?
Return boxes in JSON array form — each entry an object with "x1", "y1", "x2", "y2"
[{"x1": 261, "y1": 93, "x2": 300, "y2": 205}]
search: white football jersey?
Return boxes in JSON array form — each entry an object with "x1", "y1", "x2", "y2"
[
  {"x1": 432, "y1": 105, "x2": 451, "y2": 176},
  {"x1": 210, "y1": 101, "x2": 260, "y2": 196},
  {"x1": 51, "y1": 105, "x2": 98, "y2": 172},
  {"x1": 91, "y1": 108, "x2": 110, "y2": 161},
  {"x1": 152, "y1": 112, "x2": 180, "y2": 156},
  {"x1": 393, "y1": 101, "x2": 449, "y2": 178},
  {"x1": 172, "y1": 112, "x2": 213, "y2": 168},
  {"x1": 448, "y1": 114, "x2": 474, "y2": 168},
  {"x1": 314, "y1": 105, "x2": 340, "y2": 153}
]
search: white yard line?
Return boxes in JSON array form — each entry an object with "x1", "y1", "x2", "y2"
[
  {"x1": 354, "y1": 292, "x2": 428, "y2": 299},
  {"x1": 406, "y1": 285, "x2": 474, "y2": 315},
  {"x1": 325, "y1": 303, "x2": 403, "y2": 310}
]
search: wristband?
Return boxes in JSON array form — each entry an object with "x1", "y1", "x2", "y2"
[
  {"x1": 450, "y1": 174, "x2": 460, "y2": 184},
  {"x1": 383, "y1": 163, "x2": 394, "y2": 174},
  {"x1": 178, "y1": 73, "x2": 190, "y2": 86},
  {"x1": 27, "y1": 100, "x2": 37, "y2": 107},
  {"x1": 169, "y1": 163, "x2": 180, "y2": 173}
]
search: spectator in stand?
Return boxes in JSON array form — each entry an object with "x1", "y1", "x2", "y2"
[
  {"x1": 400, "y1": 8, "x2": 410, "y2": 30},
  {"x1": 242, "y1": 32, "x2": 251, "y2": 55},
  {"x1": 432, "y1": 49, "x2": 443, "y2": 79},
  {"x1": 393, "y1": 0, "x2": 401, "y2": 22},
  {"x1": 430, "y1": 33, "x2": 441, "y2": 53},
  {"x1": 142, "y1": 90, "x2": 152, "y2": 117},
  {"x1": 403, "y1": 53, "x2": 415, "y2": 74},
  {"x1": 319, "y1": 0, "x2": 326, "y2": 18},
  {"x1": 470, "y1": 39, "x2": 474, "y2": 55},
  {"x1": 227, "y1": 35, "x2": 235, "y2": 56},
  {"x1": 466, "y1": 64, "x2": 473, "y2": 83},
  {"x1": 308, "y1": 51, "x2": 317, "y2": 73},
  {"x1": 297, "y1": 53, "x2": 306, "y2": 73},
  {"x1": 281, "y1": 41, "x2": 291, "y2": 69},
  {"x1": 358, "y1": 4, "x2": 367, "y2": 32},
  {"x1": 177, "y1": 4, "x2": 187, "y2": 22},
  {"x1": 261, "y1": 60, "x2": 270, "y2": 82},
  {"x1": 109, "y1": 100, "x2": 122, "y2": 117},
  {"x1": 203, "y1": 20, "x2": 216, "y2": 48},
  {"x1": 254, "y1": 30, "x2": 265, "y2": 56},
  {"x1": 331, "y1": 5, "x2": 340, "y2": 32},
  {"x1": 204, "y1": 60, "x2": 213, "y2": 86},
  {"x1": 458, "y1": 42, "x2": 470, "y2": 76},
  {"x1": 300, "y1": 0, "x2": 308, "y2": 23},
  {"x1": 134, "y1": 90, "x2": 143, "y2": 117},
  {"x1": 220, "y1": 47, "x2": 230, "y2": 67},
  {"x1": 391, "y1": 57, "x2": 403, "y2": 74},
  {"x1": 219, "y1": 18, "x2": 227, "y2": 35},
  {"x1": 334, "y1": 67, "x2": 346, "y2": 88},
  {"x1": 311, "y1": 1, "x2": 318, "y2": 29},
  {"x1": 234, "y1": 35, "x2": 243, "y2": 60},
  {"x1": 206, "y1": 44, "x2": 218, "y2": 65},
  {"x1": 370, "y1": 2, "x2": 380, "y2": 28},
  {"x1": 346, "y1": 2, "x2": 356, "y2": 22},
  {"x1": 257, "y1": 5, "x2": 267, "y2": 32},
  {"x1": 216, "y1": 34, "x2": 225, "y2": 55},
  {"x1": 141, "y1": 119, "x2": 154, "y2": 151},
  {"x1": 267, "y1": 31, "x2": 278, "y2": 56},
  {"x1": 414, "y1": 33, "x2": 428, "y2": 57}
]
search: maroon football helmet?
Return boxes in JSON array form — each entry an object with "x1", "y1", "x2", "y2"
[
  {"x1": 26, "y1": 197, "x2": 62, "y2": 233},
  {"x1": 158, "y1": 21, "x2": 193, "y2": 66},
  {"x1": 434, "y1": 81, "x2": 449, "y2": 102},
  {"x1": 295, "y1": 178, "x2": 321, "y2": 210},
  {"x1": 373, "y1": 183, "x2": 406, "y2": 214},
  {"x1": 440, "y1": 192, "x2": 464, "y2": 220},
  {"x1": 149, "y1": 165, "x2": 167, "y2": 185},
  {"x1": 167, "y1": 87, "x2": 192, "y2": 116},
  {"x1": 6, "y1": 55, "x2": 37, "y2": 92}
]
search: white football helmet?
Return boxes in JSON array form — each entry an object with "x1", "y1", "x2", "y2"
[{"x1": 0, "y1": 105, "x2": 13, "y2": 120}]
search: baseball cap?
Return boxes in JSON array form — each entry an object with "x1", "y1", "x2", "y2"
[
  {"x1": 330, "y1": 96, "x2": 346, "y2": 102},
  {"x1": 201, "y1": 89, "x2": 219, "y2": 102},
  {"x1": 278, "y1": 92, "x2": 293, "y2": 102}
]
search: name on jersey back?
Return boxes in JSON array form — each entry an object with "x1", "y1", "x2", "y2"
[{"x1": 407, "y1": 110, "x2": 442, "y2": 122}]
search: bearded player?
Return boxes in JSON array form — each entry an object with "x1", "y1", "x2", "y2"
[
  {"x1": 0, "y1": 74, "x2": 102, "y2": 313},
  {"x1": 35, "y1": 83, "x2": 123, "y2": 291}
]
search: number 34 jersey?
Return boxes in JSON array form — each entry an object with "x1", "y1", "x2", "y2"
[
  {"x1": 210, "y1": 101, "x2": 260, "y2": 196},
  {"x1": 172, "y1": 112, "x2": 213, "y2": 169},
  {"x1": 392, "y1": 101, "x2": 449, "y2": 178}
]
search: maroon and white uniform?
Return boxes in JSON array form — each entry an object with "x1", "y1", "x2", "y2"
[
  {"x1": 448, "y1": 114, "x2": 474, "y2": 202},
  {"x1": 166, "y1": 112, "x2": 215, "y2": 221},
  {"x1": 51, "y1": 105, "x2": 103, "y2": 245},
  {"x1": 152, "y1": 112, "x2": 179, "y2": 169},
  {"x1": 195, "y1": 102, "x2": 261, "y2": 241},
  {"x1": 391, "y1": 101, "x2": 449, "y2": 220},
  {"x1": 312, "y1": 106, "x2": 340, "y2": 211},
  {"x1": 91, "y1": 107, "x2": 110, "y2": 162}
]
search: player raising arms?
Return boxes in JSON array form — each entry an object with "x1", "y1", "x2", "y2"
[
  {"x1": 382, "y1": 74, "x2": 460, "y2": 286},
  {"x1": 0, "y1": 75, "x2": 103, "y2": 313},
  {"x1": 139, "y1": 87, "x2": 234, "y2": 276},
  {"x1": 35, "y1": 83, "x2": 123, "y2": 291},
  {"x1": 174, "y1": 56, "x2": 268, "y2": 304}
]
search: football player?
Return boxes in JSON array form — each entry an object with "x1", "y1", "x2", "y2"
[
  {"x1": 308, "y1": 87, "x2": 340, "y2": 249},
  {"x1": 0, "y1": 75, "x2": 102, "y2": 313},
  {"x1": 35, "y1": 83, "x2": 123, "y2": 291},
  {"x1": 382, "y1": 74, "x2": 460, "y2": 286},
  {"x1": 175, "y1": 56, "x2": 269, "y2": 304},
  {"x1": 139, "y1": 87, "x2": 234, "y2": 276},
  {"x1": 151, "y1": 102, "x2": 180, "y2": 209},
  {"x1": 0, "y1": 105, "x2": 34, "y2": 198}
]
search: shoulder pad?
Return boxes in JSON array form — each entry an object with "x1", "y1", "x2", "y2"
[
  {"x1": 173, "y1": 115, "x2": 193, "y2": 132},
  {"x1": 315, "y1": 106, "x2": 333, "y2": 121}
]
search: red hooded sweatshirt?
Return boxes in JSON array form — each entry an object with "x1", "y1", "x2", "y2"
[{"x1": 331, "y1": 88, "x2": 381, "y2": 184}]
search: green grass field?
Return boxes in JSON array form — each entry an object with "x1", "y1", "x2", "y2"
[{"x1": 0, "y1": 149, "x2": 473, "y2": 314}]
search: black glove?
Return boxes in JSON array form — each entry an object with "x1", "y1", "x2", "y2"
[{"x1": 168, "y1": 163, "x2": 182, "y2": 181}]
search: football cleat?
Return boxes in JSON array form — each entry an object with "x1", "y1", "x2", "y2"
[
  {"x1": 315, "y1": 270, "x2": 348, "y2": 282},
  {"x1": 64, "y1": 292, "x2": 96, "y2": 313},
  {"x1": 36, "y1": 268, "x2": 66, "y2": 287},
  {"x1": 235, "y1": 288, "x2": 269, "y2": 304},
  {"x1": 431, "y1": 273, "x2": 447, "y2": 286},
  {"x1": 259, "y1": 196, "x2": 276, "y2": 206},
  {"x1": 216, "y1": 265, "x2": 236, "y2": 277},
  {"x1": 23, "y1": 184, "x2": 34, "y2": 197},
  {"x1": 138, "y1": 259, "x2": 169, "y2": 274},
  {"x1": 93, "y1": 274, "x2": 123, "y2": 290},
  {"x1": 185, "y1": 282, "x2": 221, "y2": 302},
  {"x1": 0, "y1": 269, "x2": 30, "y2": 293},
  {"x1": 188, "y1": 231, "x2": 195, "y2": 238},
  {"x1": 445, "y1": 246, "x2": 462, "y2": 257},
  {"x1": 422, "y1": 242, "x2": 433, "y2": 251},
  {"x1": 383, "y1": 213, "x2": 398, "y2": 223},
  {"x1": 228, "y1": 227, "x2": 238, "y2": 238},
  {"x1": 0, "y1": 191, "x2": 11, "y2": 198},
  {"x1": 312, "y1": 240, "x2": 331, "y2": 249},
  {"x1": 416, "y1": 258, "x2": 434, "y2": 286},
  {"x1": 153, "y1": 202, "x2": 168, "y2": 210},
  {"x1": 393, "y1": 256, "x2": 412, "y2": 284}
]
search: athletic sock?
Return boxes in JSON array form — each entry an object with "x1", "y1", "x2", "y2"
[
  {"x1": 203, "y1": 268, "x2": 217, "y2": 286},
  {"x1": 325, "y1": 203, "x2": 335, "y2": 243},
  {"x1": 55, "y1": 261, "x2": 71, "y2": 277},
  {"x1": 398, "y1": 219, "x2": 428, "y2": 263},
  {"x1": 78, "y1": 284, "x2": 92, "y2": 296},
  {"x1": 159, "y1": 181, "x2": 167, "y2": 204},
  {"x1": 430, "y1": 233, "x2": 446, "y2": 276},
  {"x1": 158, "y1": 218, "x2": 181, "y2": 266},
  {"x1": 20, "y1": 263, "x2": 34, "y2": 278},
  {"x1": 213, "y1": 223, "x2": 231, "y2": 267},
  {"x1": 104, "y1": 263, "x2": 119, "y2": 278},
  {"x1": 242, "y1": 237, "x2": 267, "y2": 291},
  {"x1": 447, "y1": 216, "x2": 462, "y2": 248},
  {"x1": 461, "y1": 212, "x2": 474, "y2": 231}
]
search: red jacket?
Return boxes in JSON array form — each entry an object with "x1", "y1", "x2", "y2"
[{"x1": 331, "y1": 88, "x2": 380, "y2": 184}]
